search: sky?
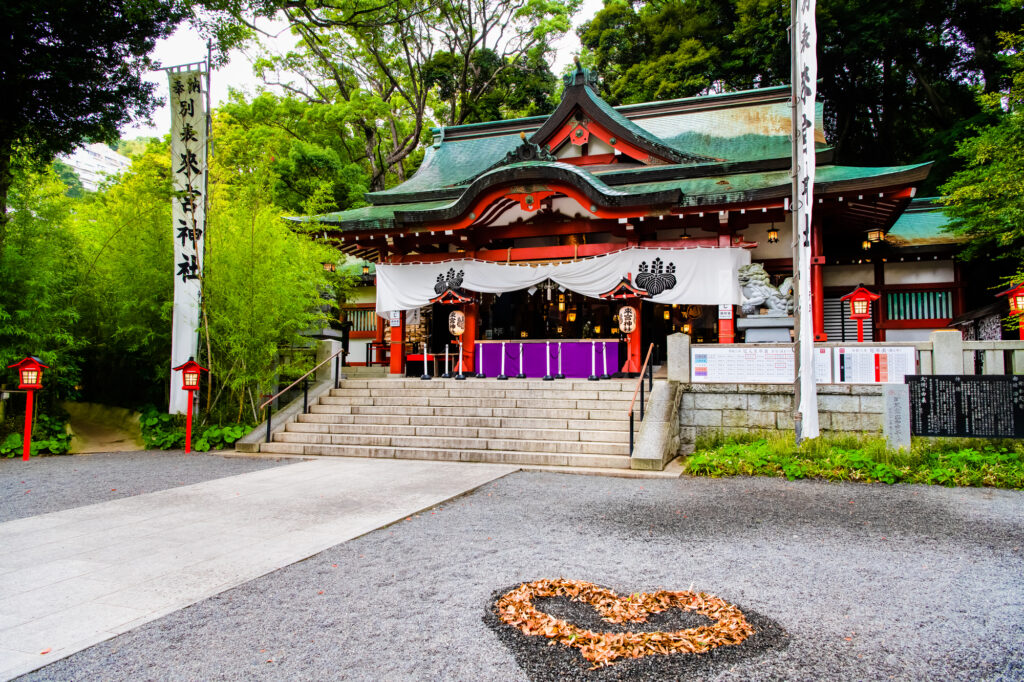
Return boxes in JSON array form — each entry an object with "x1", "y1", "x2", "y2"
[{"x1": 124, "y1": 0, "x2": 604, "y2": 140}]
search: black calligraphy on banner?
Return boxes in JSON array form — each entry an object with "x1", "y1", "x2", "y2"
[
  {"x1": 177, "y1": 254, "x2": 199, "y2": 283},
  {"x1": 176, "y1": 220, "x2": 203, "y2": 247}
]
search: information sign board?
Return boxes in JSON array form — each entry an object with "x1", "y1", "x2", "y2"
[
  {"x1": 833, "y1": 346, "x2": 916, "y2": 384},
  {"x1": 388, "y1": 310, "x2": 402, "y2": 328},
  {"x1": 907, "y1": 375, "x2": 1024, "y2": 438},
  {"x1": 691, "y1": 346, "x2": 831, "y2": 384},
  {"x1": 718, "y1": 304, "x2": 733, "y2": 320}
]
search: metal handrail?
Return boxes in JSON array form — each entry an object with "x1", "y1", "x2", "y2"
[
  {"x1": 258, "y1": 347, "x2": 346, "y2": 411},
  {"x1": 627, "y1": 343, "x2": 656, "y2": 455},
  {"x1": 259, "y1": 347, "x2": 346, "y2": 443},
  {"x1": 627, "y1": 344, "x2": 656, "y2": 417}
]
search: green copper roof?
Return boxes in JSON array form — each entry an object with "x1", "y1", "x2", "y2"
[
  {"x1": 638, "y1": 100, "x2": 825, "y2": 162},
  {"x1": 617, "y1": 164, "x2": 931, "y2": 206},
  {"x1": 886, "y1": 197, "x2": 963, "y2": 247},
  {"x1": 291, "y1": 198, "x2": 453, "y2": 231},
  {"x1": 302, "y1": 163, "x2": 931, "y2": 231},
  {"x1": 364, "y1": 134, "x2": 524, "y2": 203}
]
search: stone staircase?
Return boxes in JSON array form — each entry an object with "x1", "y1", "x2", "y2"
[{"x1": 258, "y1": 378, "x2": 635, "y2": 469}]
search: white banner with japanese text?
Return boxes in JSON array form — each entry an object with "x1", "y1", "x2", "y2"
[
  {"x1": 794, "y1": 0, "x2": 819, "y2": 437},
  {"x1": 168, "y1": 69, "x2": 207, "y2": 414}
]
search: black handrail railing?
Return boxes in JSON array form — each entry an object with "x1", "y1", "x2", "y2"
[
  {"x1": 259, "y1": 347, "x2": 346, "y2": 443},
  {"x1": 627, "y1": 344, "x2": 656, "y2": 455}
]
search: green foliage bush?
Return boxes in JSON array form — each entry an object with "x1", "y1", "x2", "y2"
[
  {"x1": 139, "y1": 405, "x2": 250, "y2": 452},
  {"x1": 685, "y1": 432, "x2": 1024, "y2": 489},
  {"x1": 0, "y1": 414, "x2": 72, "y2": 457}
]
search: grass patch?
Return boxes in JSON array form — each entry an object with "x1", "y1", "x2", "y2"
[{"x1": 686, "y1": 432, "x2": 1024, "y2": 489}]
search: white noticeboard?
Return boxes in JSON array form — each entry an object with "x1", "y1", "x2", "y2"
[
  {"x1": 389, "y1": 310, "x2": 402, "y2": 328},
  {"x1": 833, "y1": 346, "x2": 917, "y2": 384},
  {"x1": 691, "y1": 347, "x2": 832, "y2": 384}
]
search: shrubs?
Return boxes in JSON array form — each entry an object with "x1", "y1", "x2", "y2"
[
  {"x1": 0, "y1": 414, "x2": 72, "y2": 457},
  {"x1": 139, "y1": 406, "x2": 249, "y2": 452},
  {"x1": 685, "y1": 432, "x2": 1024, "y2": 489}
]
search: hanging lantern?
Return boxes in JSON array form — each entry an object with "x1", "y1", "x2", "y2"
[
  {"x1": 862, "y1": 238, "x2": 871, "y2": 251},
  {"x1": 866, "y1": 228, "x2": 884, "y2": 243},
  {"x1": 767, "y1": 222, "x2": 779, "y2": 244},
  {"x1": 567, "y1": 311, "x2": 577, "y2": 322},
  {"x1": 362, "y1": 263, "x2": 370, "y2": 276},
  {"x1": 322, "y1": 261, "x2": 336, "y2": 272},
  {"x1": 663, "y1": 309, "x2": 670, "y2": 320}
]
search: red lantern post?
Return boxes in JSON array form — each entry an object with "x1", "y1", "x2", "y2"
[
  {"x1": 7, "y1": 357, "x2": 49, "y2": 461},
  {"x1": 997, "y1": 283, "x2": 1024, "y2": 341},
  {"x1": 172, "y1": 357, "x2": 208, "y2": 453},
  {"x1": 840, "y1": 286, "x2": 881, "y2": 343}
]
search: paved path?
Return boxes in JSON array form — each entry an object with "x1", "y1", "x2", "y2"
[{"x1": 0, "y1": 458, "x2": 516, "y2": 680}]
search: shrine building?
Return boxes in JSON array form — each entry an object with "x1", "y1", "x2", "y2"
[{"x1": 302, "y1": 65, "x2": 963, "y2": 378}]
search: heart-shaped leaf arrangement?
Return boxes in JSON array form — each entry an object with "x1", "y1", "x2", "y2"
[{"x1": 495, "y1": 579, "x2": 754, "y2": 668}]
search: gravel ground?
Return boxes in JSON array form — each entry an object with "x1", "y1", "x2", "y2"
[
  {"x1": 0, "y1": 451, "x2": 296, "y2": 522},
  {"x1": 20, "y1": 472, "x2": 1024, "y2": 681}
]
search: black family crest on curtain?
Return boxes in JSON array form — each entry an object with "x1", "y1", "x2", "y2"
[
  {"x1": 430, "y1": 268, "x2": 471, "y2": 305},
  {"x1": 634, "y1": 258, "x2": 677, "y2": 296},
  {"x1": 434, "y1": 268, "x2": 465, "y2": 295}
]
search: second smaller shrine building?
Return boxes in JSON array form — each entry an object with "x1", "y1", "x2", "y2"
[{"x1": 303, "y1": 65, "x2": 963, "y2": 377}]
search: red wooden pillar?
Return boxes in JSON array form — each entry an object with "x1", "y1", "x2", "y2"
[
  {"x1": 622, "y1": 300, "x2": 643, "y2": 374},
  {"x1": 717, "y1": 223, "x2": 736, "y2": 343},
  {"x1": 389, "y1": 312, "x2": 405, "y2": 375},
  {"x1": 463, "y1": 302, "x2": 478, "y2": 373},
  {"x1": 811, "y1": 217, "x2": 827, "y2": 341}
]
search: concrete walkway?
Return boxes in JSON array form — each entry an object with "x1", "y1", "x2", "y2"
[{"x1": 0, "y1": 458, "x2": 516, "y2": 680}]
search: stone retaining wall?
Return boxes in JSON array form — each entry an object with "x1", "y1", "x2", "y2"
[{"x1": 678, "y1": 383, "x2": 884, "y2": 454}]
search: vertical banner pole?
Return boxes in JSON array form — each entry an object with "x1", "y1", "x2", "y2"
[
  {"x1": 498, "y1": 342, "x2": 508, "y2": 380},
  {"x1": 443, "y1": 344, "x2": 451, "y2": 378},
  {"x1": 556, "y1": 342, "x2": 565, "y2": 379},
  {"x1": 167, "y1": 65, "x2": 208, "y2": 415},
  {"x1": 421, "y1": 342, "x2": 431, "y2": 380},
  {"x1": 791, "y1": 0, "x2": 820, "y2": 441},
  {"x1": 543, "y1": 341, "x2": 553, "y2": 381},
  {"x1": 589, "y1": 341, "x2": 598, "y2": 381},
  {"x1": 601, "y1": 341, "x2": 610, "y2": 380},
  {"x1": 516, "y1": 343, "x2": 525, "y2": 379}
]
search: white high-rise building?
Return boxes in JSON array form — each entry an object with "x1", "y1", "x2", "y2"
[{"x1": 60, "y1": 143, "x2": 131, "y2": 191}]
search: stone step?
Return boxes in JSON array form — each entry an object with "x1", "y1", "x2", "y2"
[
  {"x1": 258, "y1": 442, "x2": 631, "y2": 469},
  {"x1": 294, "y1": 413, "x2": 630, "y2": 431},
  {"x1": 307, "y1": 404, "x2": 630, "y2": 421},
  {"x1": 285, "y1": 421, "x2": 631, "y2": 443},
  {"x1": 273, "y1": 431, "x2": 626, "y2": 456},
  {"x1": 341, "y1": 379, "x2": 635, "y2": 391},
  {"x1": 317, "y1": 395, "x2": 633, "y2": 410}
]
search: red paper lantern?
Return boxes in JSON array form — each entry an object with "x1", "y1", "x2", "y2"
[{"x1": 997, "y1": 283, "x2": 1024, "y2": 340}]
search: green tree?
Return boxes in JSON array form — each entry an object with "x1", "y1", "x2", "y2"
[
  {"x1": 0, "y1": 160, "x2": 83, "y2": 399},
  {"x1": 0, "y1": 0, "x2": 187, "y2": 249},
  {"x1": 941, "y1": 32, "x2": 1024, "y2": 278},
  {"x1": 257, "y1": 0, "x2": 577, "y2": 191},
  {"x1": 578, "y1": 0, "x2": 1024, "y2": 191},
  {"x1": 69, "y1": 141, "x2": 175, "y2": 406}
]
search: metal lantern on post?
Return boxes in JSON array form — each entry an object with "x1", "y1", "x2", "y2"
[
  {"x1": 172, "y1": 357, "x2": 208, "y2": 453},
  {"x1": 998, "y1": 283, "x2": 1024, "y2": 340},
  {"x1": 840, "y1": 286, "x2": 881, "y2": 343},
  {"x1": 7, "y1": 357, "x2": 48, "y2": 461}
]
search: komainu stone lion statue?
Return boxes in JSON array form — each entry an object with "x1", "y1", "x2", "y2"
[{"x1": 738, "y1": 263, "x2": 794, "y2": 317}]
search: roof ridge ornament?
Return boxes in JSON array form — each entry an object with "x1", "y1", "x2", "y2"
[
  {"x1": 563, "y1": 57, "x2": 600, "y2": 89},
  {"x1": 484, "y1": 135, "x2": 557, "y2": 172}
]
